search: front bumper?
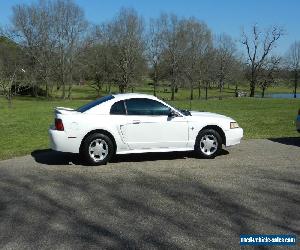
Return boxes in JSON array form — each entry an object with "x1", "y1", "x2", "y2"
[
  {"x1": 225, "y1": 127, "x2": 243, "y2": 147},
  {"x1": 49, "y1": 128, "x2": 80, "y2": 153}
]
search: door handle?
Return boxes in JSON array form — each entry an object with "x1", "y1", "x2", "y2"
[{"x1": 132, "y1": 120, "x2": 141, "y2": 124}]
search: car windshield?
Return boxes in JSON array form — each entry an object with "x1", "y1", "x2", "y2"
[{"x1": 77, "y1": 95, "x2": 115, "y2": 113}]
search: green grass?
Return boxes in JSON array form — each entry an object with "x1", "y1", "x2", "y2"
[
  {"x1": 0, "y1": 96, "x2": 299, "y2": 160},
  {"x1": 0, "y1": 98, "x2": 86, "y2": 160},
  {"x1": 170, "y1": 98, "x2": 300, "y2": 139}
]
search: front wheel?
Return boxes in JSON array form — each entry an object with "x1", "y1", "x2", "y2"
[
  {"x1": 80, "y1": 133, "x2": 114, "y2": 165},
  {"x1": 195, "y1": 129, "x2": 222, "y2": 159}
]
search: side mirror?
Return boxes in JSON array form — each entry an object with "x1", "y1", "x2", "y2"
[
  {"x1": 168, "y1": 109, "x2": 177, "y2": 118},
  {"x1": 181, "y1": 109, "x2": 192, "y2": 116}
]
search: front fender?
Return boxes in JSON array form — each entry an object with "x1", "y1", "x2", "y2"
[{"x1": 187, "y1": 121, "x2": 228, "y2": 147}]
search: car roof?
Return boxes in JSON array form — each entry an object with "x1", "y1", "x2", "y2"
[
  {"x1": 112, "y1": 93, "x2": 159, "y2": 101},
  {"x1": 83, "y1": 93, "x2": 176, "y2": 115}
]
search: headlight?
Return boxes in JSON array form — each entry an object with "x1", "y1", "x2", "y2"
[{"x1": 230, "y1": 122, "x2": 239, "y2": 129}]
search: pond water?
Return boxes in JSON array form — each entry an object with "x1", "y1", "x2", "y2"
[{"x1": 258, "y1": 93, "x2": 300, "y2": 99}]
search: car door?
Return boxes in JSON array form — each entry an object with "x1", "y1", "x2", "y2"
[{"x1": 119, "y1": 98, "x2": 189, "y2": 150}]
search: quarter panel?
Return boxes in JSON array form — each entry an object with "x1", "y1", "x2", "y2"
[{"x1": 62, "y1": 114, "x2": 130, "y2": 153}]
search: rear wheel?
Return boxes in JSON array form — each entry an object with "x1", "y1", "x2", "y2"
[
  {"x1": 80, "y1": 133, "x2": 114, "y2": 165},
  {"x1": 195, "y1": 129, "x2": 222, "y2": 159}
]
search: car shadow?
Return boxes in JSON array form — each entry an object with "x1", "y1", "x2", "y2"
[
  {"x1": 31, "y1": 149, "x2": 81, "y2": 166},
  {"x1": 31, "y1": 149, "x2": 229, "y2": 166},
  {"x1": 268, "y1": 137, "x2": 300, "y2": 147}
]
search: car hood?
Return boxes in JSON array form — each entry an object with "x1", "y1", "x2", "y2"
[{"x1": 188, "y1": 111, "x2": 233, "y2": 121}]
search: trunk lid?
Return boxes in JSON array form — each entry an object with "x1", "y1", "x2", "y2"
[{"x1": 55, "y1": 107, "x2": 78, "y2": 115}]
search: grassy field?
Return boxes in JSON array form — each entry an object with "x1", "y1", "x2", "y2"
[{"x1": 0, "y1": 93, "x2": 299, "y2": 160}]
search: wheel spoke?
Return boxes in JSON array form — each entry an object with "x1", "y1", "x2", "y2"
[
  {"x1": 89, "y1": 138, "x2": 109, "y2": 162},
  {"x1": 199, "y1": 134, "x2": 218, "y2": 156}
]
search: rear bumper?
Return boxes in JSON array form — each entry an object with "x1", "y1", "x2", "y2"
[
  {"x1": 225, "y1": 128, "x2": 243, "y2": 147},
  {"x1": 49, "y1": 128, "x2": 80, "y2": 153}
]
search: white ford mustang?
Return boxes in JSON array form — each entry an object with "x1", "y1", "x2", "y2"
[{"x1": 49, "y1": 93, "x2": 243, "y2": 165}]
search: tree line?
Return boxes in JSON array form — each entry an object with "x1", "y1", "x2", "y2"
[{"x1": 0, "y1": 0, "x2": 299, "y2": 104}]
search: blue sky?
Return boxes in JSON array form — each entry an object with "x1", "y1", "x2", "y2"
[{"x1": 1, "y1": 0, "x2": 299, "y2": 54}]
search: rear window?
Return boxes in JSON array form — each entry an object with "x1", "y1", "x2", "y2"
[
  {"x1": 77, "y1": 95, "x2": 115, "y2": 113},
  {"x1": 110, "y1": 100, "x2": 126, "y2": 115}
]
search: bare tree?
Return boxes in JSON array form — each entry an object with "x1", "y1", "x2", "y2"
[
  {"x1": 202, "y1": 48, "x2": 218, "y2": 100},
  {"x1": 82, "y1": 25, "x2": 115, "y2": 96},
  {"x1": 229, "y1": 56, "x2": 245, "y2": 97},
  {"x1": 11, "y1": 1, "x2": 51, "y2": 97},
  {"x1": 286, "y1": 41, "x2": 300, "y2": 98},
  {"x1": 241, "y1": 24, "x2": 284, "y2": 97},
  {"x1": 159, "y1": 14, "x2": 186, "y2": 100},
  {"x1": 0, "y1": 36, "x2": 27, "y2": 106},
  {"x1": 147, "y1": 16, "x2": 165, "y2": 96},
  {"x1": 214, "y1": 33, "x2": 236, "y2": 99},
  {"x1": 257, "y1": 56, "x2": 280, "y2": 98},
  {"x1": 108, "y1": 8, "x2": 146, "y2": 93},
  {"x1": 181, "y1": 18, "x2": 212, "y2": 100},
  {"x1": 10, "y1": 0, "x2": 87, "y2": 99},
  {"x1": 51, "y1": 0, "x2": 88, "y2": 99}
]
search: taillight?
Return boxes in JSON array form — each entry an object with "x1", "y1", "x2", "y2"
[{"x1": 55, "y1": 118, "x2": 64, "y2": 131}]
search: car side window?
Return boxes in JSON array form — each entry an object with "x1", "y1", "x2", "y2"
[
  {"x1": 110, "y1": 100, "x2": 126, "y2": 115},
  {"x1": 125, "y1": 98, "x2": 170, "y2": 116}
]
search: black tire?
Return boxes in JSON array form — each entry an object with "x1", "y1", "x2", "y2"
[
  {"x1": 194, "y1": 129, "x2": 222, "y2": 159},
  {"x1": 80, "y1": 133, "x2": 114, "y2": 166}
]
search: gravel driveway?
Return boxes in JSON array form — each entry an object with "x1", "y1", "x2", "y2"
[{"x1": 0, "y1": 138, "x2": 299, "y2": 249}]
